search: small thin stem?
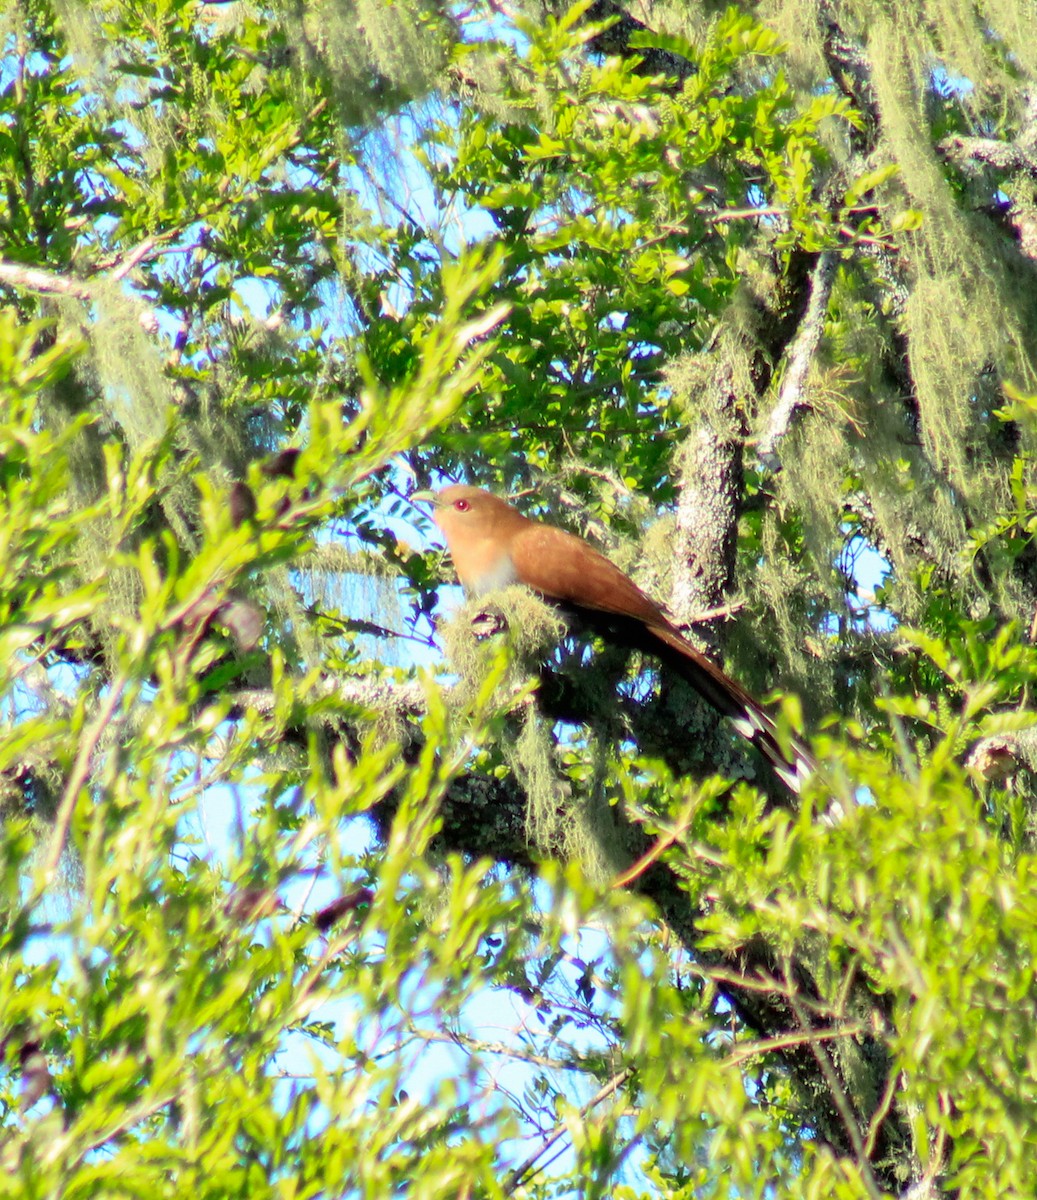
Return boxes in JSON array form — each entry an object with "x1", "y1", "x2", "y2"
[
  {"x1": 503, "y1": 1067, "x2": 634, "y2": 1194},
  {"x1": 37, "y1": 675, "x2": 128, "y2": 889}
]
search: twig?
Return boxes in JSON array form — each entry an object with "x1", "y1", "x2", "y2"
[
  {"x1": 690, "y1": 961, "x2": 855, "y2": 1021},
  {"x1": 926, "y1": 1092, "x2": 951, "y2": 1188},
  {"x1": 689, "y1": 963, "x2": 792, "y2": 996},
  {"x1": 723, "y1": 1021, "x2": 864, "y2": 1068},
  {"x1": 785, "y1": 979, "x2": 884, "y2": 1200},
  {"x1": 503, "y1": 1067, "x2": 634, "y2": 1194},
  {"x1": 75, "y1": 1090, "x2": 181, "y2": 1159},
  {"x1": 862, "y1": 1065, "x2": 900, "y2": 1158},
  {"x1": 837, "y1": 224, "x2": 896, "y2": 247},
  {"x1": 110, "y1": 235, "x2": 158, "y2": 280},
  {"x1": 683, "y1": 600, "x2": 745, "y2": 624},
  {"x1": 405, "y1": 1025, "x2": 578, "y2": 1072},
  {"x1": 708, "y1": 205, "x2": 784, "y2": 223},
  {"x1": 288, "y1": 871, "x2": 320, "y2": 930},
  {"x1": 37, "y1": 675, "x2": 128, "y2": 887},
  {"x1": 611, "y1": 791, "x2": 700, "y2": 889}
]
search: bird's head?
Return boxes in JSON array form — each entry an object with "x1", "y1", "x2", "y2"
[
  {"x1": 411, "y1": 486, "x2": 529, "y2": 594},
  {"x1": 411, "y1": 485, "x2": 519, "y2": 540}
]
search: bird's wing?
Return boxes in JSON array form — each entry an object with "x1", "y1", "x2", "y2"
[{"x1": 509, "y1": 523, "x2": 667, "y2": 626}]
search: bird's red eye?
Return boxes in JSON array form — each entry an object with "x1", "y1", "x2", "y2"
[{"x1": 454, "y1": 499, "x2": 470, "y2": 512}]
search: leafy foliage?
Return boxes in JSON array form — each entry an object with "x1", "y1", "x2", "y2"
[{"x1": 3, "y1": 1, "x2": 1037, "y2": 1198}]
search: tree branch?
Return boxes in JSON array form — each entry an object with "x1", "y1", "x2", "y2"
[
  {"x1": 0, "y1": 254, "x2": 163, "y2": 334},
  {"x1": 757, "y1": 251, "x2": 837, "y2": 471},
  {"x1": 227, "y1": 675, "x2": 428, "y2": 722},
  {"x1": 0, "y1": 259, "x2": 93, "y2": 300},
  {"x1": 937, "y1": 135, "x2": 1037, "y2": 179},
  {"x1": 670, "y1": 357, "x2": 744, "y2": 651},
  {"x1": 817, "y1": 0, "x2": 881, "y2": 139}
]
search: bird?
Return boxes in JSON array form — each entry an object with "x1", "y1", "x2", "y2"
[{"x1": 412, "y1": 484, "x2": 813, "y2": 794}]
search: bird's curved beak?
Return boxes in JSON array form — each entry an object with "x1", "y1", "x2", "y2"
[{"x1": 410, "y1": 489, "x2": 439, "y2": 507}]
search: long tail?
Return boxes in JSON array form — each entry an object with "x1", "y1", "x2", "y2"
[{"x1": 648, "y1": 625, "x2": 815, "y2": 795}]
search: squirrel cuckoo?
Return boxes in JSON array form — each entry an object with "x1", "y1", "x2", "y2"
[{"x1": 413, "y1": 484, "x2": 813, "y2": 794}]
